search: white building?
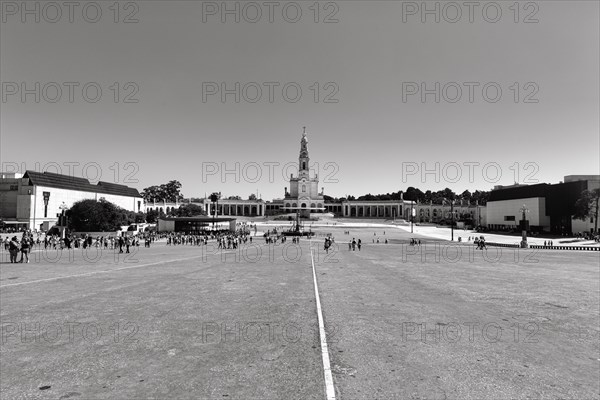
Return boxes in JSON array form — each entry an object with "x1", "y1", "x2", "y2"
[
  {"x1": 0, "y1": 170, "x2": 143, "y2": 231},
  {"x1": 486, "y1": 175, "x2": 599, "y2": 234},
  {"x1": 202, "y1": 198, "x2": 265, "y2": 217},
  {"x1": 342, "y1": 200, "x2": 404, "y2": 219},
  {"x1": 145, "y1": 199, "x2": 265, "y2": 217}
]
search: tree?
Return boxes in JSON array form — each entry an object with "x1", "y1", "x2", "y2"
[
  {"x1": 472, "y1": 190, "x2": 490, "y2": 205},
  {"x1": 146, "y1": 209, "x2": 159, "y2": 224},
  {"x1": 174, "y1": 204, "x2": 206, "y2": 217},
  {"x1": 404, "y1": 187, "x2": 423, "y2": 202},
  {"x1": 440, "y1": 188, "x2": 456, "y2": 201},
  {"x1": 460, "y1": 190, "x2": 472, "y2": 203},
  {"x1": 67, "y1": 199, "x2": 137, "y2": 232},
  {"x1": 141, "y1": 185, "x2": 164, "y2": 203},
  {"x1": 358, "y1": 193, "x2": 375, "y2": 201},
  {"x1": 134, "y1": 212, "x2": 146, "y2": 223},
  {"x1": 210, "y1": 192, "x2": 221, "y2": 202},
  {"x1": 248, "y1": 193, "x2": 257, "y2": 200},
  {"x1": 227, "y1": 195, "x2": 241, "y2": 200},
  {"x1": 161, "y1": 180, "x2": 184, "y2": 202},
  {"x1": 142, "y1": 180, "x2": 184, "y2": 203},
  {"x1": 574, "y1": 188, "x2": 600, "y2": 233}
]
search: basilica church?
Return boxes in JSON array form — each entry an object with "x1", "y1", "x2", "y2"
[{"x1": 283, "y1": 128, "x2": 325, "y2": 217}]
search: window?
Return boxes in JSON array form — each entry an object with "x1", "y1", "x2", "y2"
[
  {"x1": 504, "y1": 216, "x2": 515, "y2": 221},
  {"x1": 302, "y1": 185, "x2": 306, "y2": 192}
]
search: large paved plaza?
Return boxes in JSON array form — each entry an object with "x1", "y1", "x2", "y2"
[{"x1": 1, "y1": 226, "x2": 599, "y2": 399}]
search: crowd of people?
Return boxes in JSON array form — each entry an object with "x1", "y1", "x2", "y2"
[
  {"x1": 574, "y1": 232, "x2": 600, "y2": 242},
  {"x1": 2, "y1": 230, "x2": 161, "y2": 263},
  {"x1": 347, "y1": 238, "x2": 362, "y2": 251},
  {"x1": 473, "y1": 237, "x2": 487, "y2": 250},
  {"x1": 5, "y1": 234, "x2": 32, "y2": 263},
  {"x1": 160, "y1": 224, "x2": 259, "y2": 250},
  {"x1": 7, "y1": 223, "x2": 596, "y2": 265},
  {"x1": 2, "y1": 223, "x2": 264, "y2": 265}
]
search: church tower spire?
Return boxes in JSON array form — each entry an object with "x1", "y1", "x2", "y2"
[{"x1": 299, "y1": 127, "x2": 309, "y2": 177}]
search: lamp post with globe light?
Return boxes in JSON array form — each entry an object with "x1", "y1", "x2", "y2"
[
  {"x1": 210, "y1": 192, "x2": 221, "y2": 230},
  {"x1": 519, "y1": 204, "x2": 530, "y2": 248}
]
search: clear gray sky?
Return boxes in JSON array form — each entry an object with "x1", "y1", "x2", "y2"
[{"x1": 1, "y1": 1, "x2": 598, "y2": 200}]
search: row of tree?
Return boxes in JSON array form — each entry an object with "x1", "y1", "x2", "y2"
[
  {"x1": 141, "y1": 180, "x2": 260, "y2": 203},
  {"x1": 325, "y1": 188, "x2": 490, "y2": 205},
  {"x1": 402, "y1": 187, "x2": 490, "y2": 205}
]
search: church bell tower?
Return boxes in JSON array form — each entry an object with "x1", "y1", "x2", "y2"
[{"x1": 299, "y1": 127, "x2": 310, "y2": 178}]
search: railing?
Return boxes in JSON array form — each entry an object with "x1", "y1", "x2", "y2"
[
  {"x1": 529, "y1": 245, "x2": 600, "y2": 251},
  {"x1": 484, "y1": 242, "x2": 520, "y2": 248},
  {"x1": 484, "y1": 242, "x2": 600, "y2": 251}
]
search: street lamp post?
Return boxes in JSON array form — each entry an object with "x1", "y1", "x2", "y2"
[
  {"x1": 58, "y1": 202, "x2": 68, "y2": 239},
  {"x1": 519, "y1": 204, "x2": 529, "y2": 248},
  {"x1": 410, "y1": 200, "x2": 415, "y2": 233},
  {"x1": 443, "y1": 198, "x2": 455, "y2": 241},
  {"x1": 451, "y1": 200, "x2": 454, "y2": 241},
  {"x1": 210, "y1": 192, "x2": 221, "y2": 230}
]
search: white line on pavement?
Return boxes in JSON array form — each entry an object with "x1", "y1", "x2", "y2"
[{"x1": 310, "y1": 242, "x2": 336, "y2": 400}]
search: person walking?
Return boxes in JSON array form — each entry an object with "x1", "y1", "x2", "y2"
[
  {"x1": 19, "y1": 237, "x2": 31, "y2": 263},
  {"x1": 9, "y1": 236, "x2": 19, "y2": 263}
]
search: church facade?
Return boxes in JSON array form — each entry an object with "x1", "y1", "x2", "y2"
[{"x1": 282, "y1": 128, "x2": 325, "y2": 217}]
